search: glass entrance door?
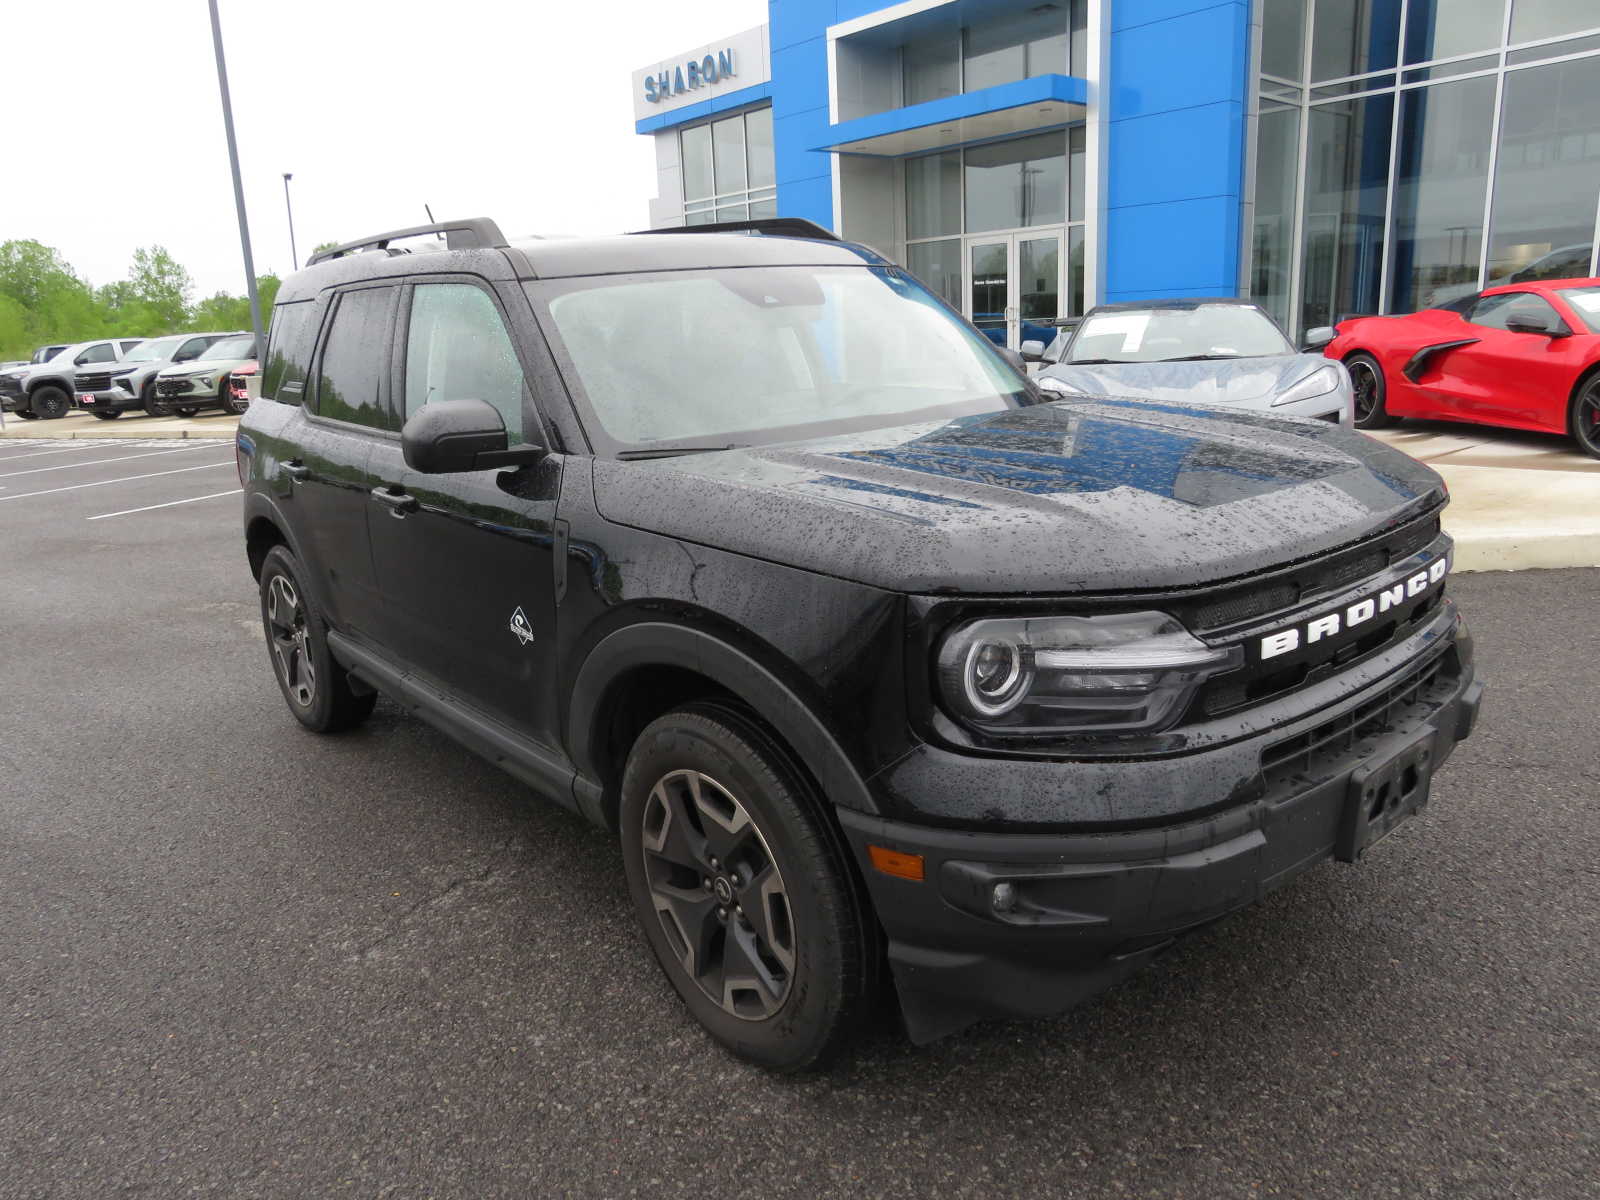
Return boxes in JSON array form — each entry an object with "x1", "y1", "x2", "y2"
[{"x1": 965, "y1": 231, "x2": 1064, "y2": 349}]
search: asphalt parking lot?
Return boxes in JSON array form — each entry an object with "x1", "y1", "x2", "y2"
[{"x1": 2, "y1": 439, "x2": 1596, "y2": 1198}]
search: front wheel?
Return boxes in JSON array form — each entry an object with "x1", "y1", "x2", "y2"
[
  {"x1": 1570, "y1": 375, "x2": 1600, "y2": 460},
  {"x1": 91, "y1": 409, "x2": 121, "y2": 421},
  {"x1": 620, "y1": 704, "x2": 875, "y2": 1072},
  {"x1": 1346, "y1": 353, "x2": 1395, "y2": 429},
  {"x1": 174, "y1": 405, "x2": 199, "y2": 418},
  {"x1": 29, "y1": 385, "x2": 71, "y2": 420},
  {"x1": 257, "y1": 546, "x2": 376, "y2": 733},
  {"x1": 143, "y1": 381, "x2": 172, "y2": 418}
]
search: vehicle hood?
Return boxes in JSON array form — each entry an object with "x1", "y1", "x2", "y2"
[
  {"x1": 156, "y1": 358, "x2": 244, "y2": 378},
  {"x1": 591, "y1": 397, "x2": 1445, "y2": 594},
  {"x1": 1040, "y1": 354, "x2": 1330, "y2": 406}
]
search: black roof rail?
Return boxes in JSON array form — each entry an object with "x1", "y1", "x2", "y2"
[
  {"x1": 630, "y1": 217, "x2": 841, "y2": 243},
  {"x1": 307, "y1": 218, "x2": 508, "y2": 265}
]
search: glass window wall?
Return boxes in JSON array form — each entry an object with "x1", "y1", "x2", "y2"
[
  {"x1": 900, "y1": 1, "x2": 1083, "y2": 109},
  {"x1": 1249, "y1": 0, "x2": 1600, "y2": 333},
  {"x1": 965, "y1": 132, "x2": 1067, "y2": 233},
  {"x1": 906, "y1": 151, "x2": 961, "y2": 239},
  {"x1": 677, "y1": 107, "x2": 776, "y2": 226}
]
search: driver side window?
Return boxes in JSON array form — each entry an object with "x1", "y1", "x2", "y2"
[
  {"x1": 76, "y1": 343, "x2": 115, "y2": 365},
  {"x1": 403, "y1": 283, "x2": 526, "y2": 444},
  {"x1": 1468, "y1": 292, "x2": 1560, "y2": 332}
]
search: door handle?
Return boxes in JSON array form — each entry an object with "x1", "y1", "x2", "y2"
[
  {"x1": 281, "y1": 460, "x2": 310, "y2": 481},
  {"x1": 370, "y1": 486, "x2": 418, "y2": 516}
]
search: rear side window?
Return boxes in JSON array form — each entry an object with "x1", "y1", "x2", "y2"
[
  {"x1": 314, "y1": 288, "x2": 396, "y2": 430},
  {"x1": 262, "y1": 302, "x2": 320, "y2": 404},
  {"x1": 403, "y1": 283, "x2": 525, "y2": 443}
]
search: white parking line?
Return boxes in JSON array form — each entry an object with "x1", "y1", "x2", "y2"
[
  {"x1": 87, "y1": 488, "x2": 244, "y2": 521},
  {"x1": 0, "y1": 459, "x2": 234, "y2": 503},
  {"x1": 0, "y1": 443, "x2": 100, "y2": 459},
  {"x1": 0, "y1": 443, "x2": 219, "y2": 479}
]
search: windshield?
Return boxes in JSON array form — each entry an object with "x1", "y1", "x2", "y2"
[
  {"x1": 534, "y1": 265, "x2": 1031, "y2": 452},
  {"x1": 1067, "y1": 304, "x2": 1293, "y2": 364},
  {"x1": 32, "y1": 345, "x2": 69, "y2": 364},
  {"x1": 200, "y1": 335, "x2": 255, "y2": 361},
  {"x1": 1558, "y1": 287, "x2": 1600, "y2": 334},
  {"x1": 121, "y1": 336, "x2": 186, "y2": 363}
]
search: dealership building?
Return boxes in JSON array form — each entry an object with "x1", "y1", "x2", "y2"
[{"x1": 633, "y1": 0, "x2": 1600, "y2": 343}]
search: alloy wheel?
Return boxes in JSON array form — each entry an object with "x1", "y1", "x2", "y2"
[
  {"x1": 640, "y1": 769, "x2": 795, "y2": 1020},
  {"x1": 1349, "y1": 360, "x2": 1380, "y2": 423},
  {"x1": 265, "y1": 573, "x2": 316, "y2": 707},
  {"x1": 1577, "y1": 381, "x2": 1600, "y2": 458}
]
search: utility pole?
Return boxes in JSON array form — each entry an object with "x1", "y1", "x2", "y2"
[
  {"x1": 283, "y1": 173, "x2": 298, "y2": 271},
  {"x1": 208, "y1": 0, "x2": 264, "y2": 352}
]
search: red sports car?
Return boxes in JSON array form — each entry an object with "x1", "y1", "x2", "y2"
[{"x1": 1324, "y1": 276, "x2": 1600, "y2": 459}]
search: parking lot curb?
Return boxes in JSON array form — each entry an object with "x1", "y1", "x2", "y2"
[{"x1": 0, "y1": 417, "x2": 237, "y2": 441}]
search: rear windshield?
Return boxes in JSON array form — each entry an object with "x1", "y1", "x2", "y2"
[{"x1": 530, "y1": 265, "x2": 1030, "y2": 453}]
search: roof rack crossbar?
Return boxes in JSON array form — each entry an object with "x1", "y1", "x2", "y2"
[
  {"x1": 629, "y1": 217, "x2": 841, "y2": 243},
  {"x1": 307, "y1": 218, "x2": 508, "y2": 265}
]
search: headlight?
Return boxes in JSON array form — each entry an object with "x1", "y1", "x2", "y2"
[
  {"x1": 1272, "y1": 364, "x2": 1343, "y2": 407},
  {"x1": 1036, "y1": 375, "x2": 1083, "y2": 396},
  {"x1": 110, "y1": 366, "x2": 136, "y2": 377},
  {"x1": 936, "y1": 612, "x2": 1241, "y2": 735}
]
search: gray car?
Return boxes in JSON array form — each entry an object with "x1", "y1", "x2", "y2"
[
  {"x1": 0, "y1": 338, "x2": 148, "y2": 420},
  {"x1": 1033, "y1": 298, "x2": 1351, "y2": 425}
]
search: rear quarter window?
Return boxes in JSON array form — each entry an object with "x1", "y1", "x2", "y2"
[{"x1": 262, "y1": 301, "x2": 320, "y2": 404}]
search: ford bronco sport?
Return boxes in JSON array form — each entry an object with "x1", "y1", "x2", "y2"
[{"x1": 239, "y1": 217, "x2": 1483, "y2": 1071}]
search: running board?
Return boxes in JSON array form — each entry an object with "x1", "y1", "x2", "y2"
[{"x1": 327, "y1": 630, "x2": 579, "y2": 814}]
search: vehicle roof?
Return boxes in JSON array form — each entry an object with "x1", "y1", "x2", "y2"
[
  {"x1": 276, "y1": 232, "x2": 888, "y2": 302},
  {"x1": 1482, "y1": 275, "x2": 1600, "y2": 296}
]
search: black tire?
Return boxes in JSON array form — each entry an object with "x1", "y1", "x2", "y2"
[
  {"x1": 29, "y1": 385, "x2": 71, "y2": 420},
  {"x1": 175, "y1": 405, "x2": 199, "y2": 418},
  {"x1": 1571, "y1": 373, "x2": 1600, "y2": 460},
  {"x1": 143, "y1": 380, "x2": 173, "y2": 418},
  {"x1": 1346, "y1": 353, "x2": 1395, "y2": 429},
  {"x1": 257, "y1": 546, "x2": 376, "y2": 734},
  {"x1": 91, "y1": 409, "x2": 121, "y2": 421},
  {"x1": 620, "y1": 703, "x2": 875, "y2": 1072}
]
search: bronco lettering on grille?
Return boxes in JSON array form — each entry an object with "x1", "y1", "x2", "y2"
[{"x1": 1259, "y1": 556, "x2": 1448, "y2": 660}]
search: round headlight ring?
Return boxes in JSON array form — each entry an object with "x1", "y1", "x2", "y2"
[{"x1": 962, "y1": 638, "x2": 1032, "y2": 718}]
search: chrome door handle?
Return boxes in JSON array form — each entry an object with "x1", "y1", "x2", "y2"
[
  {"x1": 281, "y1": 460, "x2": 310, "y2": 481},
  {"x1": 370, "y1": 486, "x2": 418, "y2": 516}
]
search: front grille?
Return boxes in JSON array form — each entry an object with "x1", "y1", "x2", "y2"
[
  {"x1": 1261, "y1": 643, "x2": 1458, "y2": 789},
  {"x1": 76, "y1": 371, "x2": 112, "y2": 391},
  {"x1": 157, "y1": 378, "x2": 193, "y2": 396},
  {"x1": 1184, "y1": 514, "x2": 1442, "y2": 633}
]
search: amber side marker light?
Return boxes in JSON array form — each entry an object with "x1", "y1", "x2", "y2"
[{"x1": 868, "y1": 845, "x2": 925, "y2": 881}]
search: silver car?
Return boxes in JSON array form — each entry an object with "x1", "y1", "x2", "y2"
[{"x1": 1033, "y1": 298, "x2": 1351, "y2": 425}]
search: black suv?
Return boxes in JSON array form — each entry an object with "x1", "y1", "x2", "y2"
[{"x1": 239, "y1": 217, "x2": 1482, "y2": 1070}]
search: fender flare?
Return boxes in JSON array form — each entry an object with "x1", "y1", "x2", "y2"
[
  {"x1": 566, "y1": 621, "x2": 880, "y2": 826},
  {"x1": 242, "y1": 490, "x2": 335, "y2": 615}
]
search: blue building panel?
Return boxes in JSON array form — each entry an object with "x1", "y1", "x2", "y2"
[
  {"x1": 634, "y1": 83, "x2": 774, "y2": 136},
  {"x1": 1105, "y1": 0, "x2": 1252, "y2": 302},
  {"x1": 768, "y1": 3, "x2": 839, "y2": 230}
]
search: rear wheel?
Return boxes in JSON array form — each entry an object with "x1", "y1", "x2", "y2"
[
  {"x1": 619, "y1": 704, "x2": 874, "y2": 1072},
  {"x1": 1570, "y1": 374, "x2": 1600, "y2": 460},
  {"x1": 1346, "y1": 353, "x2": 1395, "y2": 429},
  {"x1": 29, "y1": 385, "x2": 71, "y2": 420},
  {"x1": 257, "y1": 546, "x2": 376, "y2": 733}
]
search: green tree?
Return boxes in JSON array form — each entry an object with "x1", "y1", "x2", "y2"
[
  {"x1": 0, "y1": 240, "x2": 104, "y2": 357},
  {"x1": 125, "y1": 246, "x2": 193, "y2": 332}
]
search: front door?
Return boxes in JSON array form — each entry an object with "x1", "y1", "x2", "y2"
[
  {"x1": 365, "y1": 278, "x2": 564, "y2": 754},
  {"x1": 965, "y1": 232, "x2": 1064, "y2": 350}
]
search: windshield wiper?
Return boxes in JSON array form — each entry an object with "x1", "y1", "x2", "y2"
[
  {"x1": 615, "y1": 443, "x2": 748, "y2": 460},
  {"x1": 1164, "y1": 353, "x2": 1245, "y2": 362},
  {"x1": 1064, "y1": 358, "x2": 1118, "y2": 366}
]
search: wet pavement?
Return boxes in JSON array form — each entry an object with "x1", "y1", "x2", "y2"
[{"x1": 1, "y1": 440, "x2": 1595, "y2": 1198}]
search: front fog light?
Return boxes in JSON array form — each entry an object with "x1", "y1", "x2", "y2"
[{"x1": 937, "y1": 611, "x2": 1242, "y2": 736}]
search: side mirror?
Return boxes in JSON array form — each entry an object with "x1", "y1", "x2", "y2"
[
  {"x1": 1019, "y1": 339, "x2": 1046, "y2": 363},
  {"x1": 1302, "y1": 326, "x2": 1336, "y2": 351},
  {"x1": 997, "y1": 346, "x2": 1026, "y2": 374},
  {"x1": 1505, "y1": 312, "x2": 1567, "y2": 338},
  {"x1": 401, "y1": 398, "x2": 544, "y2": 474}
]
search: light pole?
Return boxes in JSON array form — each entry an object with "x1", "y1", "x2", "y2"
[
  {"x1": 207, "y1": 0, "x2": 264, "y2": 352},
  {"x1": 282, "y1": 172, "x2": 298, "y2": 271}
]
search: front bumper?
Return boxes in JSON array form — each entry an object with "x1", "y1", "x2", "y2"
[
  {"x1": 839, "y1": 631, "x2": 1481, "y2": 1043},
  {"x1": 75, "y1": 385, "x2": 137, "y2": 410}
]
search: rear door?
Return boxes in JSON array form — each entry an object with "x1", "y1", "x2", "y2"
[
  {"x1": 286, "y1": 285, "x2": 399, "y2": 639},
  {"x1": 365, "y1": 277, "x2": 564, "y2": 752}
]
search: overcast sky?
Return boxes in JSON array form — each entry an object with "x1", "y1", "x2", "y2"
[{"x1": 5, "y1": 0, "x2": 765, "y2": 298}]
